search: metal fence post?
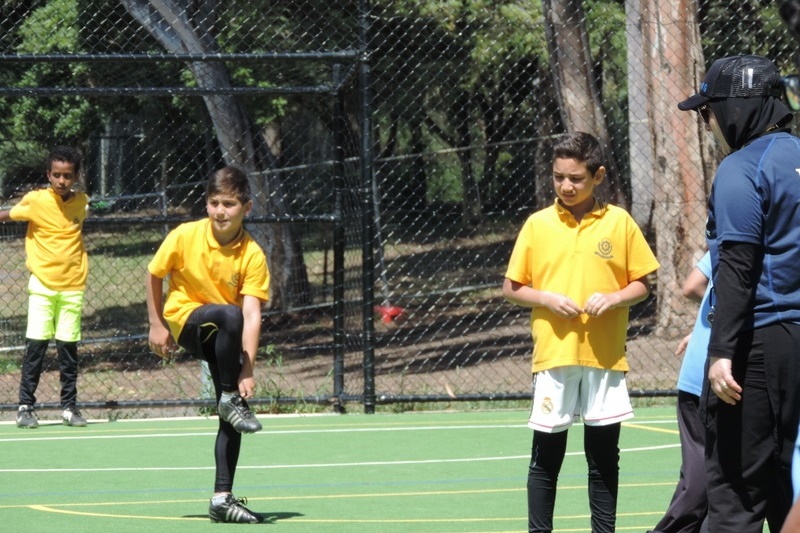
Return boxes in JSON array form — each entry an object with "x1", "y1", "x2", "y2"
[
  {"x1": 359, "y1": 0, "x2": 376, "y2": 414},
  {"x1": 331, "y1": 64, "x2": 346, "y2": 414}
]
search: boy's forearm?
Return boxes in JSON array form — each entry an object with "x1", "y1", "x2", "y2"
[
  {"x1": 612, "y1": 278, "x2": 650, "y2": 308},
  {"x1": 502, "y1": 278, "x2": 547, "y2": 308},
  {"x1": 145, "y1": 272, "x2": 166, "y2": 326},
  {"x1": 241, "y1": 296, "x2": 262, "y2": 369},
  {"x1": 503, "y1": 277, "x2": 649, "y2": 315},
  {"x1": 241, "y1": 322, "x2": 260, "y2": 368}
]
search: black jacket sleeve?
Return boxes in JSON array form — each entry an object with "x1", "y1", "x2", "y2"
[{"x1": 707, "y1": 241, "x2": 761, "y2": 360}]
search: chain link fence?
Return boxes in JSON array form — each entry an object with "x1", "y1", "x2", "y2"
[{"x1": 0, "y1": 1, "x2": 798, "y2": 417}]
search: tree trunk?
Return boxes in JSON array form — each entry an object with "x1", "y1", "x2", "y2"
[
  {"x1": 453, "y1": 89, "x2": 481, "y2": 226},
  {"x1": 121, "y1": 0, "x2": 311, "y2": 309},
  {"x1": 542, "y1": 0, "x2": 627, "y2": 207},
  {"x1": 533, "y1": 61, "x2": 565, "y2": 211},
  {"x1": 640, "y1": 0, "x2": 714, "y2": 336},
  {"x1": 625, "y1": 0, "x2": 654, "y2": 230}
]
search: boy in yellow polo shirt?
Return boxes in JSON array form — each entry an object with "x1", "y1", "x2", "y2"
[
  {"x1": 146, "y1": 166, "x2": 269, "y2": 524},
  {"x1": 502, "y1": 132, "x2": 659, "y2": 533},
  {"x1": 0, "y1": 146, "x2": 89, "y2": 429}
]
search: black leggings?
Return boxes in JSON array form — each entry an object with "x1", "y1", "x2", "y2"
[
  {"x1": 18, "y1": 339, "x2": 79, "y2": 408},
  {"x1": 527, "y1": 424, "x2": 621, "y2": 533},
  {"x1": 178, "y1": 304, "x2": 245, "y2": 493}
]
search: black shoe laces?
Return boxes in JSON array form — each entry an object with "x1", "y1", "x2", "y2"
[{"x1": 231, "y1": 396, "x2": 255, "y2": 419}]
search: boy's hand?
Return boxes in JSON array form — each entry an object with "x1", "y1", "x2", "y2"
[
  {"x1": 148, "y1": 323, "x2": 178, "y2": 359},
  {"x1": 238, "y1": 357, "x2": 256, "y2": 399},
  {"x1": 584, "y1": 292, "x2": 619, "y2": 317},
  {"x1": 544, "y1": 292, "x2": 582, "y2": 318},
  {"x1": 238, "y1": 375, "x2": 256, "y2": 399},
  {"x1": 675, "y1": 333, "x2": 691, "y2": 356}
]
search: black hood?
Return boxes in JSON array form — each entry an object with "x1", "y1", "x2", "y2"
[{"x1": 708, "y1": 96, "x2": 793, "y2": 151}]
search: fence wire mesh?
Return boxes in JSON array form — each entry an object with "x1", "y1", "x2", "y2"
[{"x1": 0, "y1": 1, "x2": 798, "y2": 416}]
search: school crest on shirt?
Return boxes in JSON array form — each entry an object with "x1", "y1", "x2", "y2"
[
  {"x1": 595, "y1": 239, "x2": 613, "y2": 259},
  {"x1": 541, "y1": 397, "x2": 553, "y2": 414},
  {"x1": 228, "y1": 272, "x2": 240, "y2": 289}
]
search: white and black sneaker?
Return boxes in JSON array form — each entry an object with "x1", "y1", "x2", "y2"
[
  {"x1": 217, "y1": 394, "x2": 262, "y2": 434},
  {"x1": 16, "y1": 405, "x2": 38, "y2": 429},
  {"x1": 208, "y1": 494, "x2": 261, "y2": 523},
  {"x1": 62, "y1": 406, "x2": 87, "y2": 427}
]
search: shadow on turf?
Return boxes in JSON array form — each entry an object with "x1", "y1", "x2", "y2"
[{"x1": 182, "y1": 511, "x2": 304, "y2": 523}]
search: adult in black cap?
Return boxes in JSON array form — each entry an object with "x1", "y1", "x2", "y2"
[{"x1": 678, "y1": 55, "x2": 800, "y2": 532}]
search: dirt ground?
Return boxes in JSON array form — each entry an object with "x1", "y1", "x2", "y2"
[{"x1": 0, "y1": 293, "x2": 683, "y2": 421}]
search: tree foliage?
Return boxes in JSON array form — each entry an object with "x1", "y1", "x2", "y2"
[
  {"x1": 3, "y1": 1, "x2": 99, "y2": 160},
  {"x1": 0, "y1": 0, "x2": 795, "y2": 221}
]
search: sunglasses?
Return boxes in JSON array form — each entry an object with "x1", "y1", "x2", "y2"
[
  {"x1": 783, "y1": 75, "x2": 800, "y2": 112},
  {"x1": 698, "y1": 105, "x2": 711, "y2": 125}
]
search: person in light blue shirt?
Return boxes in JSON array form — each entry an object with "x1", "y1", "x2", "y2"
[
  {"x1": 676, "y1": 253, "x2": 711, "y2": 398},
  {"x1": 794, "y1": 431, "x2": 800, "y2": 502},
  {"x1": 785, "y1": 432, "x2": 800, "y2": 532},
  {"x1": 649, "y1": 252, "x2": 711, "y2": 533}
]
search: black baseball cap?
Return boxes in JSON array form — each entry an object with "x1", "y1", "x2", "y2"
[{"x1": 678, "y1": 55, "x2": 784, "y2": 111}]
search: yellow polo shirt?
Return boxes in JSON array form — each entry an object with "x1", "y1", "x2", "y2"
[
  {"x1": 9, "y1": 188, "x2": 89, "y2": 291},
  {"x1": 147, "y1": 219, "x2": 270, "y2": 340},
  {"x1": 505, "y1": 200, "x2": 659, "y2": 372}
]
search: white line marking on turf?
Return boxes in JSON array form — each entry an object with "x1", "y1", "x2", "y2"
[
  {"x1": 0, "y1": 418, "x2": 678, "y2": 444},
  {"x1": 0, "y1": 443, "x2": 679, "y2": 473},
  {"x1": 0, "y1": 424, "x2": 526, "y2": 443},
  {"x1": 0, "y1": 412, "x2": 341, "y2": 426}
]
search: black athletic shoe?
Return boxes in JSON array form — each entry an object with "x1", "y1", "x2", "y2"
[
  {"x1": 16, "y1": 405, "x2": 38, "y2": 429},
  {"x1": 208, "y1": 494, "x2": 261, "y2": 524},
  {"x1": 217, "y1": 394, "x2": 262, "y2": 434},
  {"x1": 62, "y1": 406, "x2": 88, "y2": 427}
]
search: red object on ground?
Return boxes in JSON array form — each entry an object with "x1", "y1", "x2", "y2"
[{"x1": 374, "y1": 304, "x2": 404, "y2": 324}]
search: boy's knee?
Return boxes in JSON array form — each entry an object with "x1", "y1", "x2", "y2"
[
  {"x1": 25, "y1": 339, "x2": 49, "y2": 351},
  {"x1": 217, "y1": 305, "x2": 244, "y2": 332},
  {"x1": 55, "y1": 340, "x2": 77, "y2": 348}
]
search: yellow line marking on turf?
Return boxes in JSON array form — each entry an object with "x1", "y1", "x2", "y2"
[
  {"x1": 28, "y1": 505, "x2": 206, "y2": 521},
  {"x1": 622, "y1": 422, "x2": 679, "y2": 435},
  {"x1": 26, "y1": 505, "x2": 665, "y2": 525},
  {"x1": 3, "y1": 481, "x2": 679, "y2": 511},
  {"x1": 25, "y1": 505, "x2": 667, "y2": 529},
  {"x1": 16, "y1": 485, "x2": 674, "y2": 527}
]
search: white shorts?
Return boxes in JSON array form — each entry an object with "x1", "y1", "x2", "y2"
[{"x1": 528, "y1": 366, "x2": 633, "y2": 433}]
